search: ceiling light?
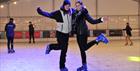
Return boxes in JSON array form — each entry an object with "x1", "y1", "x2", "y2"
[
  {"x1": 0, "y1": 5, "x2": 4, "y2": 8},
  {"x1": 13, "y1": 1, "x2": 17, "y2": 4}
]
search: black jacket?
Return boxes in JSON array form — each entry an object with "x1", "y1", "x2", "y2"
[
  {"x1": 37, "y1": 7, "x2": 74, "y2": 23},
  {"x1": 72, "y1": 8, "x2": 103, "y2": 35},
  {"x1": 29, "y1": 24, "x2": 34, "y2": 33},
  {"x1": 123, "y1": 25, "x2": 132, "y2": 36},
  {"x1": 37, "y1": 8, "x2": 63, "y2": 22}
]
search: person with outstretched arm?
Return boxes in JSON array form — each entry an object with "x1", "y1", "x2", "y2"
[
  {"x1": 72, "y1": 1, "x2": 109, "y2": 71},
  {"x1": 37, "y1": 0, "x2": 74, "y2": 71}
]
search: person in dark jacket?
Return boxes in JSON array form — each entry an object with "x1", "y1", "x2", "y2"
[
  {"x1": 5, "y1": 18, "x2": 16, "y2": 54},
  {"x1": 28, "y1": 21, "x2": 35, "y2": 43},
  {"x1": 123, "y1": 22, "x2": 133, "y2": 46},
  {"x1": 72, "y1": 1, "x2": 109, "y2": 71},
  {"x1": 37, "y1": 0, "x2": 73, "y2": 71}
]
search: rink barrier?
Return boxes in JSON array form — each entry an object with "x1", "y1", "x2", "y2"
[{"x1": 0, "y1": 29, "x2": 139, "y2": 39}]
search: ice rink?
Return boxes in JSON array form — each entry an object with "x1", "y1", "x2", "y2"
[{"x1": 0, "y1": 39, "x2": 140, "y2": 71}]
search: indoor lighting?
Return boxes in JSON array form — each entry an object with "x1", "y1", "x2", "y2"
[
  {"x1": 0, "y1": 5, "x2": 4, "y2": 8},
  {"x1": 13, "y1": 1, "x2": 17, "y2": 5}
]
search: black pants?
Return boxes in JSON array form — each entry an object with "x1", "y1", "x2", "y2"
[
  {"x1": 49, "y1": 31, "x2": 69, "y2": 69},
  {"x1": 7, "y1": 36, "x2": 14, "y2": 50},
  {"x1": 29, "y1": 32, "x2": 35, "y2": 43},
  {"x1": 76, "y1": 34, "x2": 98, "y2": 65}
]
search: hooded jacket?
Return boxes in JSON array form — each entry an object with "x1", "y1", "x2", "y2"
[
  {"x1": 37, "y1": 0, "x2": 74, "y2": 34},
  {"x1": 72, "y1": 7, "x2": 103, "y2": 35},
  {"x1": 37, "y1": 6, "x2": 75, "y2": 33}
]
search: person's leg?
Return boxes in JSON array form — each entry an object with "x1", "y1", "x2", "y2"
[
  {"x1": 49, "y1": 32, "x2": 62, "y2": 50},
  {"x1": 77, "y1": 35, "x2": 87, "y2": 64},
  {"x1": 32, "y1": 32, "x2": 35, "y2": 43},
  {"x1": 85, "y1": 33, "x2": 109, "y2": 51},
  {"x1": 76, "y1": 34, "x2": 88, "y2": 70},
  {"x1": 29, "y1": 32, "x2": 31, "y2": 43},
  {"x1": 59, "y1": 32, "x2": 69, "y2": 69},
  {"x1": 7, "y1": 37, "x2": 11, "y2": 53},
  {"x1": 85, "y1": 40, "x2": 98, "y2": 51},
  {"x1": 128, "y1": 36, "x2": 133, "y2": 46},
  {"x1": 44, "y1": 31, "x2": 69, "y2": 70},
  {"x1": 45, "y1": 31, "x2": 63, "y2": 54},
  {"x1": 125, "y1": 36, "x2": 128, "y2": 46},
  {"x1": 11, "y1": 37, "x2": 14, "y2": 50},
  {"x1": 10, "y1": 37, "x2": 15, "y2": 53}
]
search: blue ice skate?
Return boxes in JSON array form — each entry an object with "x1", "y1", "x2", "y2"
[
  {"x1": 60, "y1": 67, "x2": 68, "y2": 71},
  {"x1": 45, "y1": 44, "x2": 51, "y2": 54},
  {"x1": 77, "y1": 64, "x2": 88, "y2": 71},
  {"x1": 96, "y1": 33, "x2": 109, "y2": 44}
]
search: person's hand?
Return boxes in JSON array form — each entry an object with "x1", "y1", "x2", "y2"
[
  {"x1": 37, "y1": 7, "x2": 41, "y2": 11},
  {"x1": 102, "y1": 16, "x2": 109, "y2": 22},
  {"x1": 37, "y1": 7, "x2": 42, "y2": 13}
]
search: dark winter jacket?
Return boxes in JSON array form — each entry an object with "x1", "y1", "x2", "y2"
[
  {"x1": 123, "y1": 25, "x2": 132, "y2": 36},
  {"x1": 29, "y1": 24, "x2": 34, "y2": 33},
  {"x1": 37, "y1": 7, "x2": 75, "y2": 33},
  {"x1": 5, "y1": 22, "x2": 16, "y2": 37},
  {"x1": 72, "y1": 8, "x2": 103, "y2": 35},
  {"x1": 37, "y1": 7, "x2": 74, "y2": 23}
]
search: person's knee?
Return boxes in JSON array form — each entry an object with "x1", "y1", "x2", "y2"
[
  {"x1": 80, "y1": 50, "x2": 86, "y2": 54},
  {"x1": 61, "y1": 43, "x2": 68, "y2": 48},
  {"x1": 11, "y1": 42, "x2": 13, "y2": 45},
  {"x1": 61, "y1": 48, "x2": 68, "y2": 54}
]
